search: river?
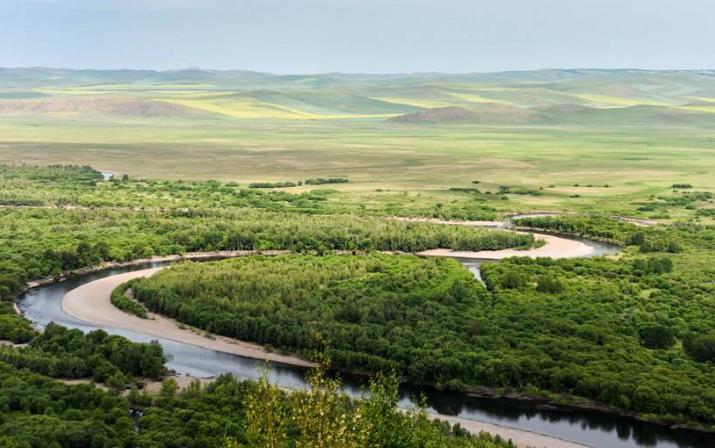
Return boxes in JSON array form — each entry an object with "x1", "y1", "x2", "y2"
[{"x1": 17, "y1": 242, "x2": 714, "y2": 448}]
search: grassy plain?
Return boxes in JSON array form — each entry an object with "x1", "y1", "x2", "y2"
[{"x1": 0, "y1": 68, "x2": 713, "y2": 218}]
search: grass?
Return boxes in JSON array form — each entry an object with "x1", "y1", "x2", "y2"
[
  {"x1": 569, "y1": 93, "x2": 673, "y2": 108},
  {"x1": 372, "y1": 96, "x2": 454, "y2": 108},
  {"x1": 446, "y1": 91, "x2": 514, "y2": 105},
  {"x1": 0, "y1": 69, "x2": 713, "y2": 219}
]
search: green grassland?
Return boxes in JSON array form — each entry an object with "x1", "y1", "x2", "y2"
[{"x1": 0, "y1": 68, "x2": 713, "y2": 219}]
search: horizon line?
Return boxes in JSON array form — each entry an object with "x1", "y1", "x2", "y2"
[{"x1": 2, "y1": 66, "x2": 715, "y2": 77}]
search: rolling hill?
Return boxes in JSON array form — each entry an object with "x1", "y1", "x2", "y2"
[{"x1": 1, "y1": 68, "x2": 714, "y2": 124}]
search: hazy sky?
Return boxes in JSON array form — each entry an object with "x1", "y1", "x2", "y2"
[{"x1": 1, "y1": 0, "x2": 714, "y2": 73}]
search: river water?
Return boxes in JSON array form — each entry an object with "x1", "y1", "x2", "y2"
[{"x1": 18, "y1": 254, "x2": 714, "y2": 448}]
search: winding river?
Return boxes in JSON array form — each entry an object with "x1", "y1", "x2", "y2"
[{"x1": 17, "y1": 226, "x2": 714, "y2": 448}]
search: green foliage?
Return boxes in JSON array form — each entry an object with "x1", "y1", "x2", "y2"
[
  {"x1": 131, "y1": 254, "x2": 482, "y2": 373},
  {"x1": 0, "y1": 164, "x2": 505, "y2": 221},
  {"x1": 0, "y1": 359, "x2": 514, "y2": 448},
  {"x1": 3, "y1": 166, "x2": 715, "y2": 431},
  {"x1": 638, "y1": 325, "x2": 675, "y2": 349},
  {"x1": 535, "y1": 275, "x2": 564, "y2": 293},
  {"x1": 304, "y1": 177, "x2": 349, "y2": 185},
  {"x1": 514, "y1": 215, "x2": 693, "y2": 255},
  {"x1": 514, "y1": 215, "x2": 635, "y2": 242},
  {"x1": 110, "y1": 282, "x2": 148, "y2": 319},
  {"x1": 234, "y1": 365, "x2": 514, "y2": 448},
  {"x1": 638, "y1": 191, "x2": 713, "y2": 212},
  {"x1": 0, "y1": 363, "x2": 135, "y2": 448},
  {"x1": 498, "y1": 271, "x2": 528, "y2": 290},
  {"x1": 0, "y1": 205, "x2": 532, "y2": 303},
  {"x1": 0, "y1": 323, "x2": 166, "y2": 381},
  {"x1": 684, "y1": 334, "x2": 715, "y2": 363},
  {"x1": 249, "y1": 181, "x2": 298, "y2": 189},
  {"x1": 243, "y1": 372, "x2": 289, "y2": 448},
  {"x1": 134, "y1": 252, "x2": 715, "y2": 426},
  {"x1": 632, "y1": 256, "x2": 673, "y2": 274},
  {"x1": 0, "y1": 302, "x2": 35, "y2": 343}
]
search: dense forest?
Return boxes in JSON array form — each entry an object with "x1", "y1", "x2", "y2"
[
  {"x1": 130, "y1": 250, "x2": 715, "y2": 428},
  {"x1": 0, "y1": 358, "x2": 513, "y2": 448},
  {"x1": 0, "y1": 301, "x2": 34, "y2": 343},
  {"x1": 0, "y1": 204, "x2": 532, "y2": 339},
  {"x1": 0, "y1": 323, "x2": 166, "y2": 382}
]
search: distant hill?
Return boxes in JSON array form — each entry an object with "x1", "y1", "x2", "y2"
[
  {"x1": 389, "y1": 105, "x2": 540, "y2": 124},
  {"x1": 1, "y1": 67, "x2": 714, "y2": 125},
  {"x1": 0, "y1": 97, "x2": 208, "y2": 118},
  {"x1": 389, "y1": 107, "x2": 477, "y2": 123}
]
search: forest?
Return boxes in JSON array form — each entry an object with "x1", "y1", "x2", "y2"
[
  {"x1": 0, "y1": 200, "x2": 532, "y2": 313},
  {"x1": 0, "y1": 356, "x2": 513, "y2": 448},
  {"x1": 130, "y1": 249, "x2": 715, "y2": 428},
  {"x1": 2, "y1": 164, "x2": 715, "y2": 444},
  {"x1": 0, "y1": 322, "x2": 166, "y2": 382}
]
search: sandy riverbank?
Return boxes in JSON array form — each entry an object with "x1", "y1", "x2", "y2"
[
  {"x1": 434, "y1": 414, "x2": 592, "y2": 448},
  {"x1": 394, "y1": 216, "x2": 596, "y2": 259},
  {"x1": 418, "y1": 232, "x2": 595, "y2": 260},
  {"x1": 61, "y1": 268, "x2": 313, "y2": 368}
]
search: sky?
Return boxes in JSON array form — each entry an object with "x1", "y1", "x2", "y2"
[{"x1": 1, "y1": 0, "x2": 714, "y2": 74}]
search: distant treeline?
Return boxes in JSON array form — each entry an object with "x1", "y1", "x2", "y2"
[
  {"x1": 249, "y1": 177, "x2": 349, "y2": 188},
  {"x1": 249, "y1": 181, "x2": 299, "y2": 188},
  {"x1": 0, "y1": 164, "x2": 102, "y2": 184},
  {"x1": 305, "y1": 177, "x2": 349, "y2": 185},
  {"x1": 0, "y1": 164, "x2": 507, "y2": 221}
]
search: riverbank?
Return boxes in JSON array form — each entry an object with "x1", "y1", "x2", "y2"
[
  {"x1": 433, "y1": 414, "x2": 592, "y2": 448},
  {"x1": 395, "y1": 216, "x2": 602, "y2": 259},
  {"x1": 58, "y1": 374, "x2": 591, "y2": 448},
  {"x1": 22, "y1": 222, "x2": 692, "y2": 448},
  {"x1": 13, "y1": 250, "x2": 289, "y2": 305},
  {"x1": 418, "y1": 232, "x2": 595, "y2": 259},
  {"x1": 61, "y1": 267, "x2": 314, "y2": 368}
]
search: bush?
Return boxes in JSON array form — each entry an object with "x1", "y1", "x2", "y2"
[
  {"x1": 684, "y1": 334, "x2": 715, "y2": 363},
  {"x1": 110, "y1": 282, "x2": 148, "y2": 318},
  {"x1": 536, "y1": 275, "x2": 564, "y2": 293},
  {"x1": 638, "y1": 324, "x2": 675, "y2": 349}
]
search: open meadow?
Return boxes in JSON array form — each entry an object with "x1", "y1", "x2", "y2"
[{"x1": 1, "y1": 68, "x2": 714, "y2": 220}]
